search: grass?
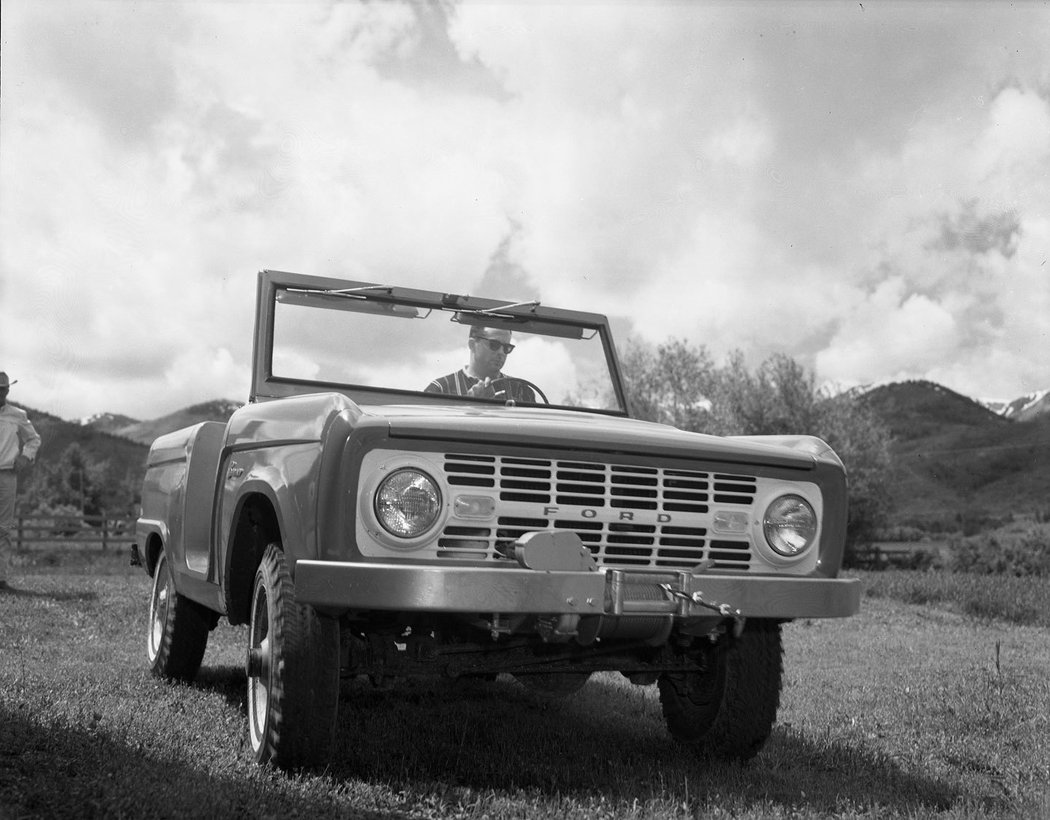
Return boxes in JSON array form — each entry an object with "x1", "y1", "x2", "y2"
[
  {"x1": 1, "y1": 551, "x2": 1048, "y2": 819},
  {"x1": 860, "y1": 569, "x2": 1050, "y2": 628}
]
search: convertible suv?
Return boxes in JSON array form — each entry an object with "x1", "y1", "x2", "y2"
[{"x1": 134, "y1": 269, "x2": 860, "y2": 769}]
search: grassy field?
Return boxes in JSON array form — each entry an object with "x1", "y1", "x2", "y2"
[{"x1": 1, "y1": 552, "x2": 1048, "y2": 819}]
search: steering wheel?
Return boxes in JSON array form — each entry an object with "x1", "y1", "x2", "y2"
[{"x1": 489, "y1": 377, "x2": 550, "y2": 405}]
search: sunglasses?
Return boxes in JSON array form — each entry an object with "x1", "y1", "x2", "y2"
[{"x1": 474, "y1": 337, "x2": 515, "y2": 354}]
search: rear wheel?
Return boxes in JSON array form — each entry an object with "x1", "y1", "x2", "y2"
[
  {"x1": 246, "y1": 543, "x2": 340, "y2": 769},
  {"x1": 658, "y1": 620, "x2": 783, "y2": 760},
  {"x1": 147, "y1": 550, "x2": 209, "y2": 682}
]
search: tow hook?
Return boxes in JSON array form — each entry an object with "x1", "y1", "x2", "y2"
[{"x1": 659, "y1": 583, "x2": 745, "y2": 637}]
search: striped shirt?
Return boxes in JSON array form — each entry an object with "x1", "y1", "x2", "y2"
[{"x1": 425, "y1": 370, "x2": 536, "y2": 403}]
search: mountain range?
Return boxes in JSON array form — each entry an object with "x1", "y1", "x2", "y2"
[
  {"x1": 17, "y1": 381, "x2": 1050, "y2": 534},
  {"x1": 977, "y1": 389, "x2": 1050, "y2": 423},
  {"x1": 855, "y1": 381, "x2": 1049, "y2": 531},
  {"x1": 80, "y1": 400, "x2": 242, "y2": 445}
]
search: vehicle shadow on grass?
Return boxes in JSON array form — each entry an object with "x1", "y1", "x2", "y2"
[
  {"x1": 0, "y1": 702, "x2": 403, "y2": 820},
  {"x1": 185, "y1": 665, "x2": 966, "y2": 816},
  {"x1": 195, "y1": 664, "x2": 248, "y2": 708},
  {"x1": 325, "y1": 673, "x2": 960, "y2": 816}
]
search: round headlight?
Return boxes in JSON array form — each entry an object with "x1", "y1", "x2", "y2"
[
  {"x1": 763, "y1": 495, "x2": 817, "y2": 557},
  {"x1": 374, "y1": 469, "x2": 442, "y2": 538}
]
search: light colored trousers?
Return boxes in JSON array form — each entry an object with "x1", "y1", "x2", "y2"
[{"x1": 0, "y1": 470, "x2": 17, "y2": 575}]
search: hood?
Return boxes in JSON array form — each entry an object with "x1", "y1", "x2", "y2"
[{"x1": 359, "y1": 403, "x2": 825, "y2": 471}]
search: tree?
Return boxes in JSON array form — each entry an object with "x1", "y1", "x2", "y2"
[
  {"x1": 621, "y1": 339, "x2": 893, "y2": 558},
  {"x1": 20, "y1": 443, "x2": 134, "y2": 518},
  {"x1": 620, "y1": 338, "x2": 720, "y2": 431},
  {"x1": 714, "y1": 352, "x2": 823, "y2": 435}
]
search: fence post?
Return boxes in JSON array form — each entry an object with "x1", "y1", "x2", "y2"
[{"x1": 7, "y1": 513, "x2": 137, "y2": 550}]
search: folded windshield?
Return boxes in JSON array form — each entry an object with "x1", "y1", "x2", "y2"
[{"x1": 270, "y1": 285, "x2": 626, "y2": 413}]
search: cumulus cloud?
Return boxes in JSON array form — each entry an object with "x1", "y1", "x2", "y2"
[
  {"x1": 448, "y1": 1, "x2": 1050, "y2": 401},
  {"x1": 1, "y1": 0, "x2": 1048, "y2": 420},
  {"x1": 815, "y1": 76, "x2": 1050, "y2": 397},
  {"x1": 816, "y1": 279, "x2": 961, "y2": 382}
]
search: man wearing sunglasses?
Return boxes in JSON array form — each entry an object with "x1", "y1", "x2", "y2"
[{"x1": 426, "y1": 327, "x2": 537, "y2": 403}]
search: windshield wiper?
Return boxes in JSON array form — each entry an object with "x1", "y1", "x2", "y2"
[
  {"x1": 286, "y1": 285, "x2": 394, "y2": 300},
  {"x1": 476, "y1": 299, "x2": 541, "y2": 315},
  {"x1": 279, "y1": 286, "x2": 427, "y2": 318},
  {"x1": 441, "y1": 296, "x2": 542, "y2": 319}
]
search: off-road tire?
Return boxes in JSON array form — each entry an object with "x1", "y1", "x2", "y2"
[
  {"x1": 147, "y1": 550, "x2": 210, "y2": 682},
  {"x1": 246, "y1": 543, "x2": 340, "y2": 769},
  {"x1": 658, "y1": 619, "x2": 783, "y2": 760}
]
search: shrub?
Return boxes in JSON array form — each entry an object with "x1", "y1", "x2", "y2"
[
  {"x1": 21, "y1": 502, "x2": 83, "y2": 537},
  {"x1": 949, "y1": 525, "x2": 1050, "y2": 577}
]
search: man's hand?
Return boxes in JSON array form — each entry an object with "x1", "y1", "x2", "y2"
[
  {"x1": 467, "y1": 378, "x2": 496, "y2": 398},
  {"x1": 14, "y1": 454, "x2": 33, "y2": 472}
]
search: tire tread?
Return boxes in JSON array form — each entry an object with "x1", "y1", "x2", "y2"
[
  {"x1": 252, "y1": 544, "x2": 340, "y2": 770},
  {"x1": 148, "y1": 552, "x2": 209, "y2": 683},
  {"x1": 658, "y1": 620, "x2": 783, "y2": 760}
]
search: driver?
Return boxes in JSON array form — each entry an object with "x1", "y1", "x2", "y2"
[{"x1": 426, "y1": 327, "x2": 537, "y2": 402}]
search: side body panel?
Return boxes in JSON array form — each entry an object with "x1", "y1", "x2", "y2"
[
  {"x1": 136, "y1": 421, "x2": 225, "y2": 605},
  {"x1": 182, "y1": 423, "x2": 225, "y2": 577}
]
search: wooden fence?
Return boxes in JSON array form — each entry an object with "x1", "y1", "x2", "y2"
[
  {"x1": 850, "y1": 541, "x2": 945, "y2": 570},
  {"x1": 13, "y1": 513, "x2": 137, "y2": 551}
]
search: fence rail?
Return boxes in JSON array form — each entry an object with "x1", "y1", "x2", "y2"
[
  {"x1": 14, "y1": 513, "x2": 137, "y2": 551},
  {"x1": 850, "y1": 541, "x2": 945, "y2": 570}
]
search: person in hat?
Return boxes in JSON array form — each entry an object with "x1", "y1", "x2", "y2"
[
  {"x1": 0, "y1": 372, "x2": 41, "y2": 590},
  {"x1": 425, "y1": 327, "x2": 537, "y2": 403}
]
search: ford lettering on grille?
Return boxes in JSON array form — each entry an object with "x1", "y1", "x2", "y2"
[{"x1": 440, "y1": 453, "x2": 758, "y2": 570}]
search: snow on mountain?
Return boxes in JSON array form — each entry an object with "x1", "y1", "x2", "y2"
[
  {"x1": 993, "y1": 390, "x2": 1050, "y2": 422},
  {"x1": 851, "y1": 382, "x2": 1050, "y2": 423},
  {"x1": 80, "y1": 412, "x2": 140, "y2": 433},
  {"x1": 978, "y1": 398, "x2": 1011, "y2": 415}
]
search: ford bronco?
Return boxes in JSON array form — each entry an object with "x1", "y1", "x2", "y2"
[{"x1": 133, "y1": 269, "x2": 860, "y2": 769}]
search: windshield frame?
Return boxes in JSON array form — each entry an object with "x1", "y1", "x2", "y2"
[{"x1": 251, "y1": 269, "x2": 630, "y2": 416}]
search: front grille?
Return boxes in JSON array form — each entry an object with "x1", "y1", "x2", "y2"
[{"x1": 439, "y1": 453, "x2": 757, "y2": 570}]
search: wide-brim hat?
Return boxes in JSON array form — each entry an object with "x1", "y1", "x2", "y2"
[{"x1": 0, "y1": 372, "x2": 16, "y2": 387}]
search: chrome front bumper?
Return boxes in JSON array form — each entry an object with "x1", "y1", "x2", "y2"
[{"x1": 294, "y1": 560, "x2": 861, "y2": 620}]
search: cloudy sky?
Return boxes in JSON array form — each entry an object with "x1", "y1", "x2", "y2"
[{"x1": 2, "y1": 0, "x2": 1048, "y2": 421}]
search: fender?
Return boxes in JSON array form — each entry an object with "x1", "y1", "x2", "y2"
[{"x1": 218, "y1": 449, "x2": 319, "y2": 619}]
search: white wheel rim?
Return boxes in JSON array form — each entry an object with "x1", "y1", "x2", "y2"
[
  {"x1": 147, "y1": 555, "x2": 171, "y2": 662},
  {"x1": 247, "y1": 584, "x2": 271, "y2": 753}
]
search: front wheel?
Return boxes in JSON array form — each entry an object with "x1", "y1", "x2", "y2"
[
  {"x1": 147, "y1": 550, "x2": 209, "y2": 682},
  {"x1": 246, "y1": 543, "x2": 340, "y2": 769},
  {"x1": 658, "y1": 620, "x2": 783, "y2": 760}
]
